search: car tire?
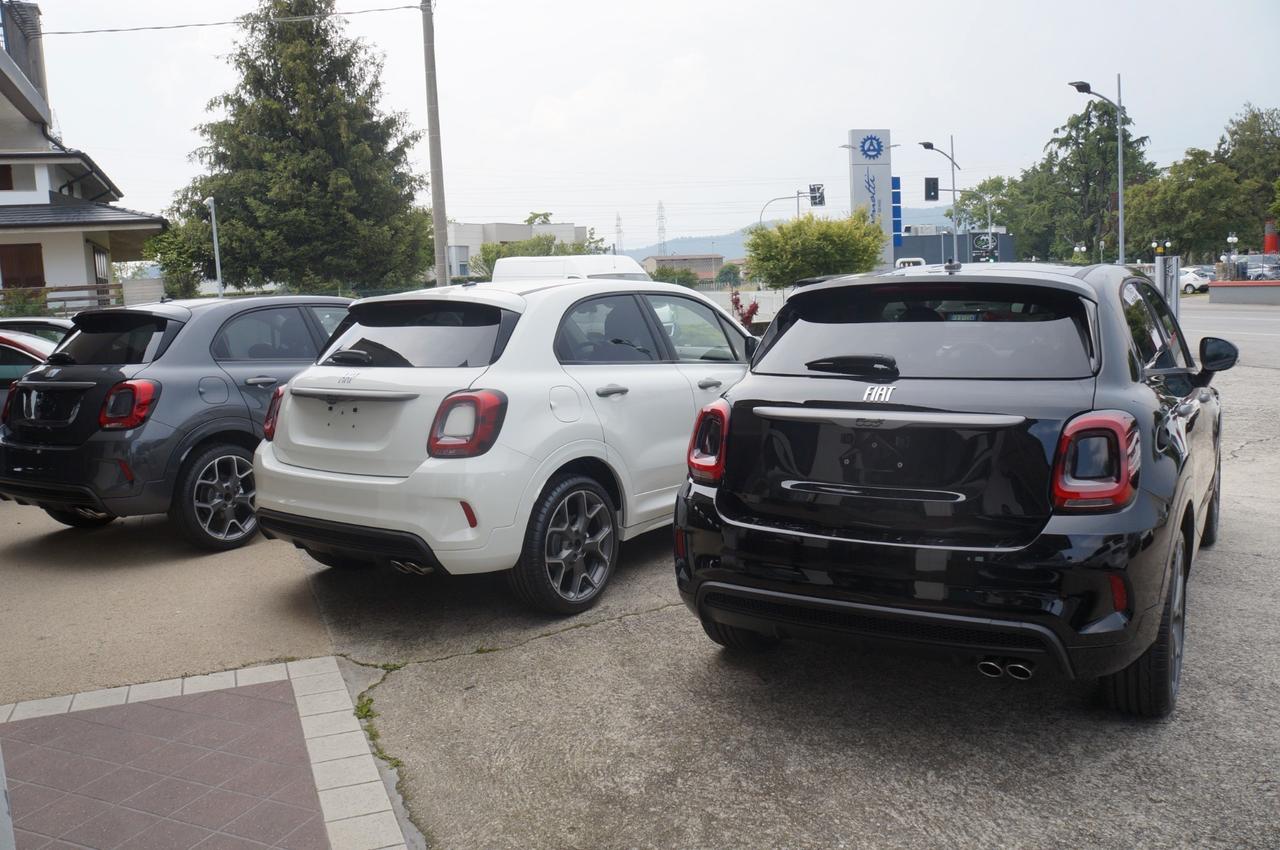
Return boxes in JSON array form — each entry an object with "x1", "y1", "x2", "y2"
[
  {"x1": 170, "y1": 443, "x2": 259, "y2": 551},
  {"x1": 1101, "y1": 532, "x2": 1187, "y2": 719},
  {"x1": 306, "y1": 549, "x2": 374, "y2": 571},
  {"x1": 1183, "y1": 283, "x2": 1195, "y2": 294},
  {"x1": 43, "y1": 507, "x2": 115, "y2": 529},
  {"x1": 508, "y1": 473, "x2": 619, "y2": 615},
  {"x1": 700, "y1": 616, "x2": 779, "y2": 652}
]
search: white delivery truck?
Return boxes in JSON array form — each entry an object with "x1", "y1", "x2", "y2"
[{"x1": 490, "y1": 255, "x2": 651, "y2": 282}]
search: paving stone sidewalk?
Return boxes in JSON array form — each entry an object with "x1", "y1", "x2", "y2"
[{"x1": 0, "y1": 658, "x2": 405, "y2": 850}]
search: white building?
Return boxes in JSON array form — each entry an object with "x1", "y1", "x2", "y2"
[
  {"x1": 0, "y1": 3, "x2": 165, "y2": 310},
  {"x1": 445, "y1": 221, "x2": 589, "y2": 278}
]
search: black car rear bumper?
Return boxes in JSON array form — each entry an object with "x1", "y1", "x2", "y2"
[
  {"x1": 676, "y1": 482, "x2": 1177, "y2": 680},
  {"x1": 257, "y1": 509, "x2": 448, "y2": 573},
  {"x1": 692, "y1": 581, "x2": 1074, "y2": 673},
  {"x1": 0, "y1": 426, "x2": 175, "y2": 516}
]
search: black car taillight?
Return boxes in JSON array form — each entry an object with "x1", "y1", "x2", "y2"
[
  {"x1": 688, "y1": 399, "x2": 730, "y2": 485},
  {"x1": 98, "y1": 380, "x2": 159, "y2": 430},
  {"x1": 1052, "y1": 411, "x2": 1140, "y2": 512},
  {"x1": 428, "y1": 390, "x2": 507, "y2": 458},
  {"x1": 263, "y1": 386, "x2": 285, "y2": 441}
]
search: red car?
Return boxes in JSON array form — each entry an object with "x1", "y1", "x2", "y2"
[{"x1": 0, "y1": 330, "x2": 54, "y2": 413}]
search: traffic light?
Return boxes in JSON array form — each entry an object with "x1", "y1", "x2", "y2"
[
  {"x1": 809, "y1": 184, "x2": 825, "y2": 207},
  {"x1": 924, "y1": 177, "x2": 939, "y2": 202}
]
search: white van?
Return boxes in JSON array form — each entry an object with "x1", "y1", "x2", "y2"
[{"x1": 490, "y1": 255, "x2": 651, "y2": 282}]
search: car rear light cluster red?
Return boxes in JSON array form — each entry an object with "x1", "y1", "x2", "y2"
[
  {"x1": 1, "y1": 381, "x2": 17, "y2": 424},
  {"x1": 428, "y1": 390, "x2": 507, "y2": 458},
  {"x1": 1052, "y1": 410, "x2": 1140, "y2": 513},
  {"x1": 688, "y1": 399, "x2": 730, "y2": 485},
  {"x1": 1108, "y1": 574, "x2": 1129, "y2": 615},
  {"x1": 263, "y1": 386, "x2": 285, "y2": 441},
  {"x1": 98, "y1": 380, "x2": 159, "y2": 430}
]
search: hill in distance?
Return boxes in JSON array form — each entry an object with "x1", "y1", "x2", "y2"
[{"x1": 623, "y1": 207, "x2": 954, "y2": 260}]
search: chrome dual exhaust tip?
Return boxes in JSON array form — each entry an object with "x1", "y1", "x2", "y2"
[
  {"x1": 977, "y1": 657, "x2": 1036, "y2": 680},
  {"x1": 1005, "y1": 661, "x2": 1035, "y2": 681},
  {"x1": 389, "y1": 559, "x2": 435, "y2": 576},
  {"x1": 977, "y1": 658, "x2": 1005, "y2": 678}
]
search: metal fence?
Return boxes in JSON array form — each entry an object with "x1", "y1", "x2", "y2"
[{"x1": 0, "y1": 283, "x2": 124, "y2": 317}]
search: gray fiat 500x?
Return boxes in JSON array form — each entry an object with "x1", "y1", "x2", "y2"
[{"x1": 0, "y1": 296, "x2": 348, "y2": 549}]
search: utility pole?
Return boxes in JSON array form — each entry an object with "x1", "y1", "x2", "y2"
[
  {"x1": 1116, "y1": 73, "x2": 1125, "y2": 265},
  {"x1": 204, "y1": 196, "x2": 223, "y2": 297},
  {"x1": 420, "y1": 1, "x2": 449, "y2": 286},
  {"x1": 657, "y1": 202, "x2": 667, "y2": 255}
]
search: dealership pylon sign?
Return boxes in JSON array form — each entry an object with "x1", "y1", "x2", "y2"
[{"x1": 848, "y1": 128, "x2": 894, "y2": 267}]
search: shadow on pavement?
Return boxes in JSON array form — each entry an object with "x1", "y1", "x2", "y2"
[{"x1": 302, "y1": 527, "x2": 677, "y2": 663}]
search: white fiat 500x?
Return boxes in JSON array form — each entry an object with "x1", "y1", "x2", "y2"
[{"x1": 254, "y1": 278, "x2": 755, "y2": 613}]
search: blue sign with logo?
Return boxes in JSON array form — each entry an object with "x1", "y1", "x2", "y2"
[{"x1": 859, "y1": 134, "x2": 886, "y2": 161}]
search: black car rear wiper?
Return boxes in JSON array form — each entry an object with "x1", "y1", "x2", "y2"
[
  {"x1": 323, "y1": 348, "x2": 373, "y2": 366},
  {"x1": 805, "y1": 354, "x2": 899, "y2": 379},
  {"x1": 46, "y1": 351, "x2": 76, "y2": 365}
]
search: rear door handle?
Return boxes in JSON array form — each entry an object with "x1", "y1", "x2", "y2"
[
  {"x1": 697, "y1": 378, "x2": 722, "y2": 390},
  {"x1": 244, "y1": 376, "x2": 278, "y2": 387},
  {"x1": 595, "y1": 384, "x2": 629, "y2": 398}
]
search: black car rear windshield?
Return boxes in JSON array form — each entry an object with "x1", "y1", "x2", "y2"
[
  {"x1": 755, "y1": 282, "x2": 1095, "y2": 380},
  {"x1": 56, "y1": 313, "x2": 173, "y2": 365},
  {"x1": 321, "y1": 301, "x2": 518, "y2": 368}
]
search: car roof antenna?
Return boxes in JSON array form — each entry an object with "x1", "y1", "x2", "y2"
[{"x1": 943, "y1": 259, "x2": 962, "y2": 274}]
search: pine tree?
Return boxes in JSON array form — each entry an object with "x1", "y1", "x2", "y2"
[{"x1": 150, "y1": 0, "x2": 430, "y2": 292}]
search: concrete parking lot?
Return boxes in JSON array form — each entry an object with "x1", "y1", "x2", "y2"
[{"x1": 2, "y1": 299, "x2": 1278, "y2": 848}]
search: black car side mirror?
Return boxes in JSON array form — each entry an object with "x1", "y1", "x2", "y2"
[
  {"x1": 743, "y1": 335, "x2": 760, "y2": 359},
  {"x1": 1195, "y1": 336, "x2": 1238, "y2": 385}
]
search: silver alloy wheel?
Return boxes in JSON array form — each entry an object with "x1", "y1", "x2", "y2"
[
  {"x1": 544, "y1": 489, "x2": 613, "y2": 602},
  {"x1": 192, "y1": 454, "x2": 257, "y2": 542},
  {"x1": 1169, "y1": 537, "x2": 1187, "y2": 697}
]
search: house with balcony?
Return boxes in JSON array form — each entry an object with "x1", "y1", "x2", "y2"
[{"x1": 0, "y1": 2, "x2": 165, "y2": 312}]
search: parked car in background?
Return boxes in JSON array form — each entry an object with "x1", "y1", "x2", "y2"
[
  {"x1": 490, "y1": 255, "x2": 652, "y2": 282},
  {"x1": 0, "y1": 317, "x2": 74, "y2": 343},
  {"x1": 0, "y1": 296, "x2": 349, "y2": 546},
  {"x1": 255, "y1": 278, "x2": 754, "y2": 613},
  {"x1": 1248, "y1": 262, "x2": 1279, "y2": 281},
  {"x1": 0, "y1": 330, "x2": 54, "y2": 412},
  {"x1": 1180, "y1": 268, "x2": 1210, "y2": 294},
  {"x1": 675, "y1": 263, "x2": 1236, "y2": 718}
]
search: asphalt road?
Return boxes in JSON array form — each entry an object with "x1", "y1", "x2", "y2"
[
  {"x1": 1178, "y1": 295, "x2": 1280, "y2": 367},
  {"x1": 353, "y1": 300, "x2": 1279, "y2": 849},
  {"x1": 3, "y1": 299, "x2": 1277, "y2": 847},
  {"x1": 0, "y1": 508, "x2": 330, "y2": 704}
]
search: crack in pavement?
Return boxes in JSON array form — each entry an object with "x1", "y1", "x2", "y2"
[
  {"x1": 332, "y1": 599, "x2": 684, "y2": 847},
  {"x1": 1227, "y1": 434, "x2": 1280, "y2": 461},
  {"x1": 343, "y1": 600, "x2": 685, "y2": 673}
]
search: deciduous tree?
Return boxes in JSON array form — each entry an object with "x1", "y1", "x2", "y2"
[
  {"x1": 716, "y1": 263, "x2": 741, "y2": 285},
  {"x1": 650, "y1": 265, "x2": 699, "y2": 287},
  {"x1": 745, "y1": 211, "x2": 883, "y2": 288}
]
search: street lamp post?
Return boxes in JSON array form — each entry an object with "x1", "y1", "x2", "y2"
[
  {"x1": 203, "y1": 196, "x2": 223, "y2": 297},
  {"x1": 1070, "y1": 76, "x2": 1125, "y2": 264},
  {"x1": 919, "y1": 137, "x2": 960, "y2": 263}
]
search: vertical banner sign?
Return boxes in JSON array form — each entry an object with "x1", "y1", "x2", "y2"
[
  {"x1": 891, "y1": 176, "x2": 903, "y2": 251},
  {"x1": 848, "y1": 129, "x2": 893, "y2": 267}
]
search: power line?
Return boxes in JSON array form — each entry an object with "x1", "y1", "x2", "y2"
[{"x1": 38, "y1": 4, "x2": 419, "y2": 37}]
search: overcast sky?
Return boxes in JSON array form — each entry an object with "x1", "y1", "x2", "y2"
[{"x1": 37, "y1": 0, "x2": 1277, "y2": 249}]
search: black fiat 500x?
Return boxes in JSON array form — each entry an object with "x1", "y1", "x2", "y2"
[{"x1": 675, "y1": 264, "x2": 1237, "y2": 718}]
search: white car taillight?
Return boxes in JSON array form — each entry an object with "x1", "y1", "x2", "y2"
[{"x1": 428, "y1": 390, "x2": 508, "y2": 458}]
